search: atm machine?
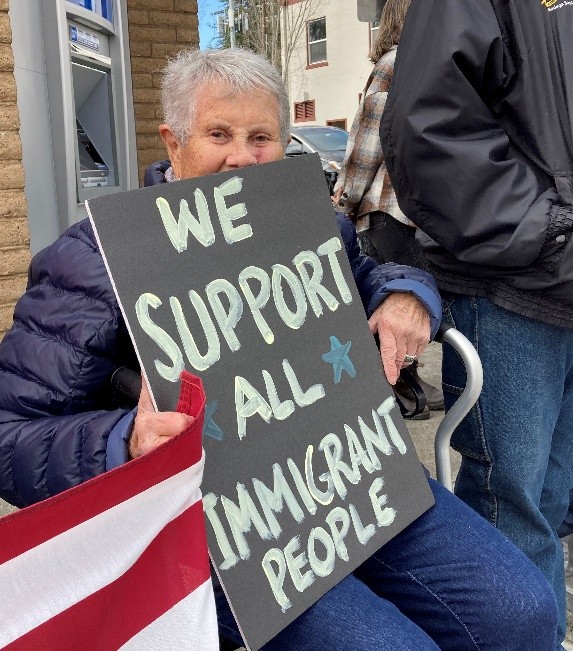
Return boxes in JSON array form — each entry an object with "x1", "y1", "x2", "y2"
[{"x1": 11, "y1": 0, "x2": 138, "y2": 252}]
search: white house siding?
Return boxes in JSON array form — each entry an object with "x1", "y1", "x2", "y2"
[{"x1": 284, "y1": 0, "x2": 375, "y2": 130}]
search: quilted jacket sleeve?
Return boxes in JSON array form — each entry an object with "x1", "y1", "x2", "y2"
[
  {"x1": 336, "y1": 213, "x2": 441, "y2": 338},
  {"x1": 0, "y1": 220, "x2": 134, "y2": 507}
]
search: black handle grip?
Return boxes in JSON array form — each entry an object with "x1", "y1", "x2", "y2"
[{"x1": 111, "y1": 366, "x2": 142, "y2": 408}]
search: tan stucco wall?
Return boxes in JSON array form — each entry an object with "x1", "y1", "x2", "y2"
[
  {"x1": 0, "y1": 0, "x2": 29, "y2": 340},
  {"x1": 127, "y1": 0, "x2": 199, "y2": 185}
]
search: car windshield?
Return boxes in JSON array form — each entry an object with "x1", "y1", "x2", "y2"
[{"x1": 298, "y1": 128, "x2": 348, "y2": 152}]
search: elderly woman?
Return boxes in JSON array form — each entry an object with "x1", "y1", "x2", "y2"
[{"x1": 0, "y1": 48, "x2": 559, "y2": 650}]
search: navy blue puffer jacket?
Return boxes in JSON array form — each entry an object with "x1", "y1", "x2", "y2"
[
  {"x1": 0, "y1": 220, "x2": 139, "y2": 507},
  {"x1": 0, "y1": 166, "x2": 441, "y2": 508}
]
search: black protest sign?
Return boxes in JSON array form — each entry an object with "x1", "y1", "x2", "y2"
[{"x1": 87, "y1": 154, "x2": 434, "y2": 651}]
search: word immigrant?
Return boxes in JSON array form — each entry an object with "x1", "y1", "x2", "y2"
[{"x1": 205, "y1": 394, "x2": 407, "y2": 611}]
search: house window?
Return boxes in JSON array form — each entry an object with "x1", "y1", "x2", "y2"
[
  {"x1": 326, "y1": 119, "x2": 347, "y2": 131},
  {"x1": 294, "y1": 100, "x2": 316, "y2": 122},
  {"x1": 307, "y1": 17, "x2": 327, "y2": 65}
]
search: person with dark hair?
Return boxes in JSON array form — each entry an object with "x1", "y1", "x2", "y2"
[
  {"x1": 333, "y1": 0, "x2": 443, "y2": 417},
  {"x1": 380, "y1": 1, "x2": 573, "y2": 645}
]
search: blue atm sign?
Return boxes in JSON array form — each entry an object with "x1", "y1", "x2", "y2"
[{"x1": 69, "y1": 25, "x2": 100, "y2": 51}]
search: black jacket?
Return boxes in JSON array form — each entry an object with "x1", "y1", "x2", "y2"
[{"x1": 380, "y1": 0, "x2": 573, "y2": 328}]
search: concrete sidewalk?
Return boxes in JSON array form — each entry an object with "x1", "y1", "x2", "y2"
[{"x1": 0, "y1": 496, "x2": 15, "y2": 517}]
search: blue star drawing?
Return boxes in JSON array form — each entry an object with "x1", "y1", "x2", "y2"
[
  {"x1": 203, "y1": 400, "x2": 224, "y2": 441},
  {"x1": 321, "y1": 335, "x2": 356, "y2": 383}
]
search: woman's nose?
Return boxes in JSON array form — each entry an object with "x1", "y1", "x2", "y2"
[{"x1": 225, "y1": 142, "x2": 258, "y2": 168}]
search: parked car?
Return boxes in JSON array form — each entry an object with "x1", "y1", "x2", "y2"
[{"x1": 285, "y1": 125, "x2": 348, "y2": 194}]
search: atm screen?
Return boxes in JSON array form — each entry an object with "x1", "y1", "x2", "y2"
[{"x1": 77, "y1": 121, "x2": 110, "y2": 188}]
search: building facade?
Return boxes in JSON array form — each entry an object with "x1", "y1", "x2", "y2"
[
  {"x1": 0, "y1": 0, "x2": 198, "y2": 340},
  {"x1": 283, "y1": 0, "x2": 378, "y2": 131}
]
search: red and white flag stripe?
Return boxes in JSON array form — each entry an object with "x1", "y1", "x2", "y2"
[{"x1": 0, "y1": 373, "x2": 218, "y2": 651}]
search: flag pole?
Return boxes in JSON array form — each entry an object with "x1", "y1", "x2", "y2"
[{"x1": 228, "y1": 0, "x2": 237, "y2": 48}]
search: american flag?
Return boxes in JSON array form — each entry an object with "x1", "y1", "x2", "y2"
[{"x1": 0, "y1": 373, "x2": 218, "y2": 651}]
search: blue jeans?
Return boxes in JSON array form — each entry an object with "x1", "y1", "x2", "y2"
[
  {"x1": 558, "y1": 488, "x2": 573, "y2": 537},
  {"x1": 442, "y1": 294, "x2": 573, "y2": 644},
  {"x1": 217, "y1": 478, "x2": 558, "y2": 650}
]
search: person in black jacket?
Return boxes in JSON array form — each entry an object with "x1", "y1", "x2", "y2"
[
  {"x1": 0, "y1": 47, "x2": 560, "y2": 650},
  {"x1": 380, "y1": 0, "x2": 573, "y2": 644}
]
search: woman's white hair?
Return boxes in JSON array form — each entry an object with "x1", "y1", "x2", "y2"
[{"x1": 161, "y1": 48, "x2": 290, "y2": 146}]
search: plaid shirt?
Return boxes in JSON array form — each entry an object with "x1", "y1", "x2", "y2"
[{"x1": 334, "y1": 46, "x2": 414, "y2": 231}]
